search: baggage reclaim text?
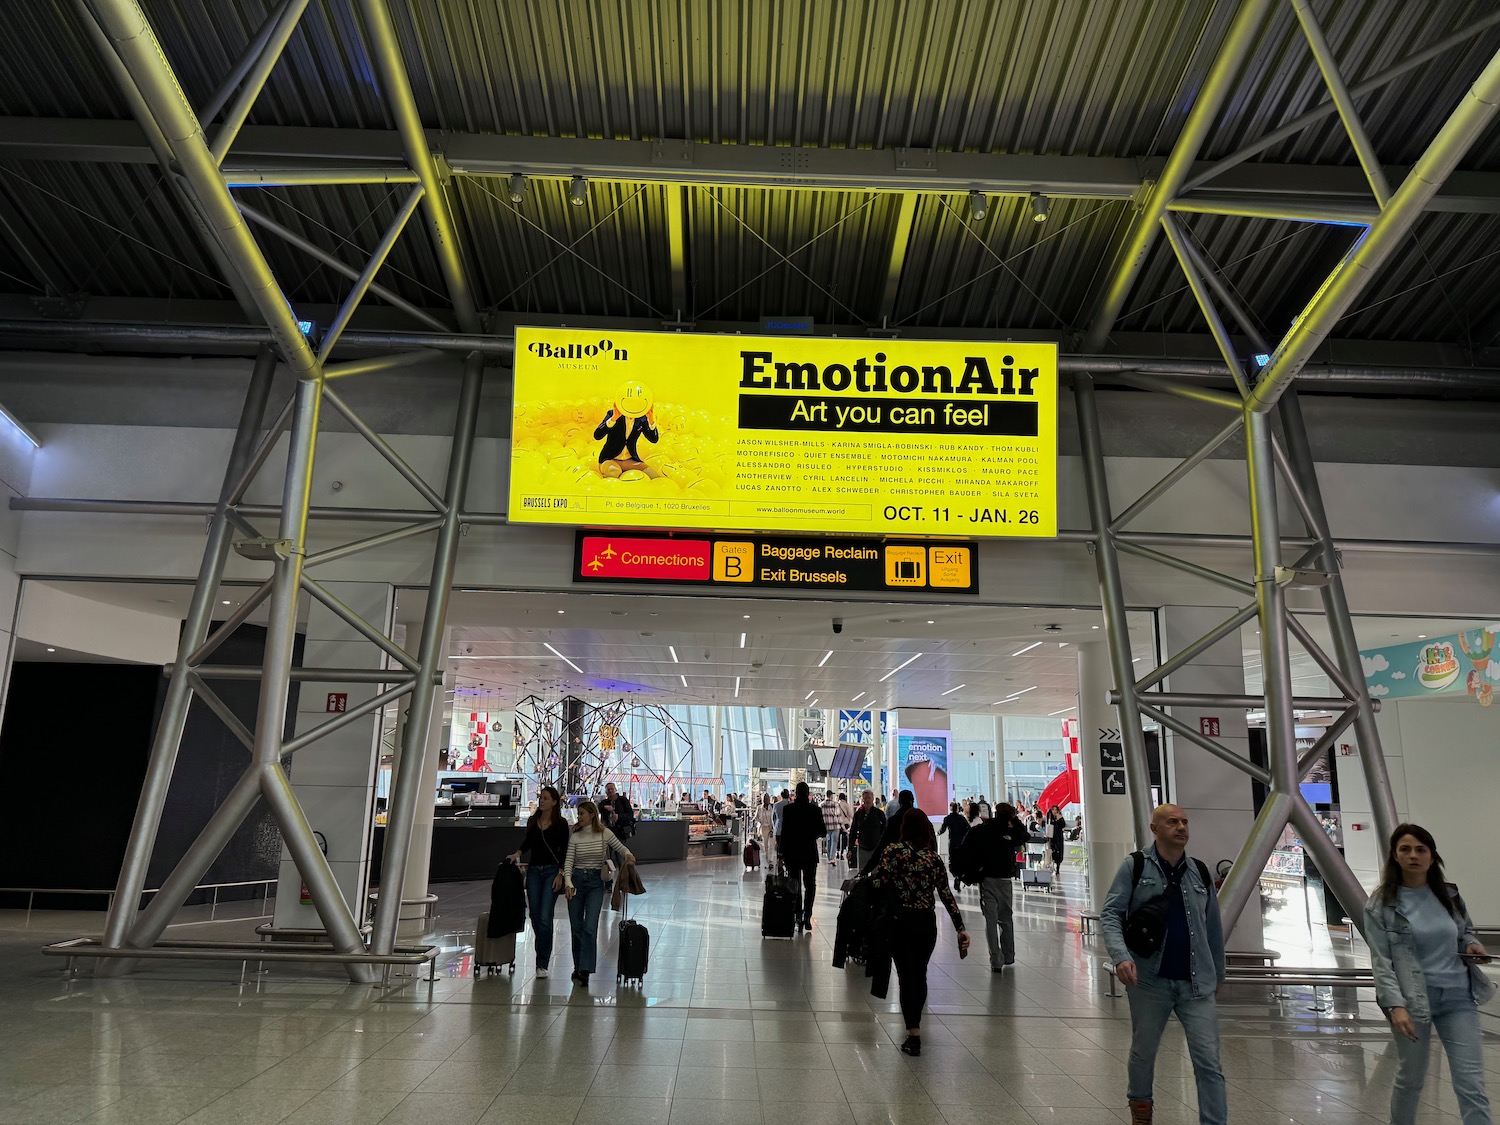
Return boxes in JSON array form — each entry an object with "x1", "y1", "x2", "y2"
[{"x1": 757, "y1": 541, "x2": 878, "y2": 584}]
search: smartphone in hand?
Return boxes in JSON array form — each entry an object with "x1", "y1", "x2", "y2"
[{"x1": 1461, "y1": 952, "x2": 1492, "y2": 965}]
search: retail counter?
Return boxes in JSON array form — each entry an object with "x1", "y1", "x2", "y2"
[{"x1": 371, "y1": 817, "x2": 689, "y2": 884}]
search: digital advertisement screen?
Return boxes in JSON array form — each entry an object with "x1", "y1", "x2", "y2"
[{"x1": 508, "y1": 328, "x2": 1058, "y2": 538}]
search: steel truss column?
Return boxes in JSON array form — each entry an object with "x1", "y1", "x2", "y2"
[
  {"x1": 250, "y1": 377, "x2": 377, "y2": 983},
  {"x1": 370, "y1": 354, "x2": 484, "y2": 955},
  {"x1": 1277, "y1": 391, "x2": 1399, "y2": 841},
  {"x1": 1217, "y1": 410, "x2": 1302, "y2": 934},
  {"x1": 1073, "y1": 374, "x2": 1152, "y2": 844},
  {"x1": 99, "y1": 349, "x2": 275, "y2": 959}
]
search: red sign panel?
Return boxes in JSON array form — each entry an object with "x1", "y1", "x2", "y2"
[
  {"x1": 326, "y1": 693, "x2": 348, "y2": 713},
  {"x1": 578, "y1": 535, "x2": 712, "y2": 582},
  {"x1": 1199, "y1": 716, "x2": 1221, "y2": 737}
]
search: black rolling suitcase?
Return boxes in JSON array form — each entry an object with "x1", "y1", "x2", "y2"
[
  {"x1": 762, "y1": 873, "x2": 796, "y2": 938},
  {"x1": 618, "y1": 919, "x2": 650, "y2": 984},
  {"x1": 617, "y1": 892, "x2": 650, "y2": 985}
]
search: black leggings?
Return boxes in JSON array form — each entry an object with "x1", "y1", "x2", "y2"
[{"x1": 891, "y1": 907, "x2": 938, "y2": 1030}]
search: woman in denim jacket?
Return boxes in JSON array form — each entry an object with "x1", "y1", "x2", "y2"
[{"x1": 1364, "y1": 823, "x2": 1494, "y2": 1125}]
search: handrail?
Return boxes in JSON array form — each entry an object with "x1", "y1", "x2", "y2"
[
  {"x1": 2, "y1": 879, "x2": 277, "y2": 921},
  {"x1": 41, "y1": 935, "x2": 438, "y2": 985}
]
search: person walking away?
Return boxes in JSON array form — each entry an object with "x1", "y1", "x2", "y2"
[
  {"x1": 771, "y1": 788, "x2": 792, "y2": 860},
  {"x1": 756, "y1": 794, "x2": 775, "y2": 852},
  {"x1": 600, "y1": 781, "x2": 636, "y2": 841},
  {"x1": 938, "y1": 802, "x2": 971, "y2": 864},
  {"x1": 563, "y1": 799, "x2": 636, "y2": 987},
  {"x1": 975, "y1": 795, "x2": 991, "y2": 821},
  {"x1": 507, "y1": 785, "x2": 569, "y2": 978},
  {"x1": 1048, "y1": 805, "x2": 1066, "y2": 871},
  {"x1": 849, "y1": 790, "x2": 883, "y2": 871},
  {"x1": 822, "y1": 791, "x2": 850, "y2": 865},
  {"x1": 778, "y1": 782, "x2": 824, "y2": 933},
  {"x1": 1101, "y1": 803, "x2": 1227, "y2": 1125},
  {"x1": 959, "y1": 801, "x2": 1028, "y2": 973},
  {"x1": 837, "y1": 793, "x2": 851, "y2": 857},
  {"x1": 1366, "y1": 823, "x2": 1493, "y2": 1125},
  {"x1": 866, "y1": 810, "x2": 969, "y2": 1055},
  {"x1": 865, "y1": 790, "x2": 925, "y2": 870}
]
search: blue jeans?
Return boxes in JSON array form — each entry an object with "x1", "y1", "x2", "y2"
[
  {"x1": 1125, "y1": 975, "x2": 1227, "y2": 1125},
  {"x1": 825, "y1": 829, "x2": 841, "y2": 860},
  {"x1": 525, "y1": 864, "x2": 561, "y2": 969},
  {"x1": 1392, "y1": 983, "x2": 1490, "y2": 1125},
  {"x1": 567, "y1": 870, "x2": 605, "y2": 974}
]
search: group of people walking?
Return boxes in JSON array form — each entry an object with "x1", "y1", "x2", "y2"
[
  {"x1": 503, "y1": 784, "x2": 1492, "y2": 1125},
  {"x1": 506, "y1": 783, "x2": 636, "y2": 986},
  {"x1": 1101, "y1": 807, "x2": 1493, "y2": 1125}
]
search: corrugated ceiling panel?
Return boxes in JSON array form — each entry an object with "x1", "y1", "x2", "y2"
[
  {"x1": 684, "y1": 188, "x2": 902, "y2": 325},
  {"x1": 454, "y1": 177, "x2": 668, "y2": 318},
  {"x1": 894, "y1": 195, "x2": 1130, "y2": 332},
  {"x1": 0, "y1": 160, "x2": 228, "y2": 302}
]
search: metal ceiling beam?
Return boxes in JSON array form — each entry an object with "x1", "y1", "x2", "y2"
[
  {"x1": 353, "y1": 0, "x2": 478, "y2": 334},
  {"x1": 14, "y1": 117, "x2": 1500, "y2": 213},
  {"x1": 87, "y1": 2, "x2": 320, "y2": 379},
  {"x1": 1080, "y1": 0, "x2": 1277, "y2": 353},
  {"x1": 1248, "y1": 46, "x2": 1500, "y2": 413}
]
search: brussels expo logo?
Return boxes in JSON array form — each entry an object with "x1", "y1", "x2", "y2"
[{"x1": 526, "y1": 336, "x2": 629, "y2": 367}]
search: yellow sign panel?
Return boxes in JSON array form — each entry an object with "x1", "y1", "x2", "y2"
[
  {"x1": 712, "y1": 541, "x2": 755, "y2": 582},
  {"x1": 927, "y1": 545, "x2": 972, "y2": 588},
  {"x1": 508, "y1": 328, "x2": 1058, "y2": 538}
]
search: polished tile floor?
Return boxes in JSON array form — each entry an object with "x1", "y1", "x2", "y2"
[{"x1": 0, "y1": 854, "x2": 1494, "y2": 1125}]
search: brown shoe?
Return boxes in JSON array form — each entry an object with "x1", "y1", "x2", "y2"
[{"x1": 1129, "y1": 1100, "x2": 1152, "y2": 1125}]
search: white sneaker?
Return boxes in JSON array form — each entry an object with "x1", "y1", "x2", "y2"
[{"x1": 536, "y1": 967, "x2": 550, "y2": 979}]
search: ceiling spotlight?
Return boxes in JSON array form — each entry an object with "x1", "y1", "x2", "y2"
[
  {"x1": 46, "y1": 647, "x2": 56, "y2": 653},
  {"x1": 568, "y1": 176, "x2": 588, "y2": 206},
  {"x1": 1029, "y1": 192, "x2": 1050, "y2": 222},
  {"x1": 507, "y1": 174, "x2": 527, "y2": 203},
  {"x1": 968, "y1": 191, "x2": 988, "y2": 221}
]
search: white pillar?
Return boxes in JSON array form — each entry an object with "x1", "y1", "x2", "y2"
[
  {"x1": 1158, "y1": 605, "x2": 1264, "y2": 950},
  {"x1": 1077, "y1": 641, "x2": 1138, "y2": 913},
  {"x1": 272, "y1": 581, "x2": 394, "y2": 930},
  {"x1": 399, "y1": 664, "x2": 450, "y2": 918},
  {"x1": 991, "y1": 714, "x2": 1005, "y2": 807}
]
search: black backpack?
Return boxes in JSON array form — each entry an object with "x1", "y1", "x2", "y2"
[{"x1": 1122, "y1": 851, "x2": 1210, "y2": 958}]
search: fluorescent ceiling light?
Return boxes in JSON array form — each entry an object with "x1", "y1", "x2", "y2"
[
  {"x1": 878, "y1": 653, "x2": 923, "y2": 683},
  {"x1": 940, "y1": 684, "x2": 965, "y2": 697},
  {"x1": 669, "y1": 646, "x2": 679, "y2": 663},
  {"x1": 1047, "y1": 706, "x2": 1076, "y2": 716},
  {"x1": 1012, "y1": 641, "x2": 1043, "y2": 656},
  {"x1": 739, "y1": 632, "x2": 746, "y2": 648},
  {"x1": 1006, "y1": 685, "x2": 1038, "y2": 698},
  {"x1": 734, "y1": 677, "x2": 741, "y2": 698},
  {"x1": 818, "y1": 650, "x2": 833, "y2": 667},
  {"x1": 680, "y1": 674, "x2": 688, "y2": 687},
  {"x1": 805, "y1": 690, "x2": 815, "y2": 700},
  {"x1": 543, "y1": 642, "x2": 582, "y2": 675},
  {"x1": 851, "y1": 692, "x2": 866, "y2": 702}
]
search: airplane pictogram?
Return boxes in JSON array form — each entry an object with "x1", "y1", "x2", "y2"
[
  {"x1": 598, "y1": 544, "x2": 617, "y2": 559},
  {"x1": 587, "y1": 555, "x2": 605, "y2": 571}
]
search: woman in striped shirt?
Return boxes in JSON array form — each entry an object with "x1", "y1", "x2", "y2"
[{"x1": 564, "y1": 799, "x2": 636, "y2": 986}]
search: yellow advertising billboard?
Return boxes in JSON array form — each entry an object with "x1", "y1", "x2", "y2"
[{"x1": 508, "y1": 328, "x2": 1058, "y2": 538}]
